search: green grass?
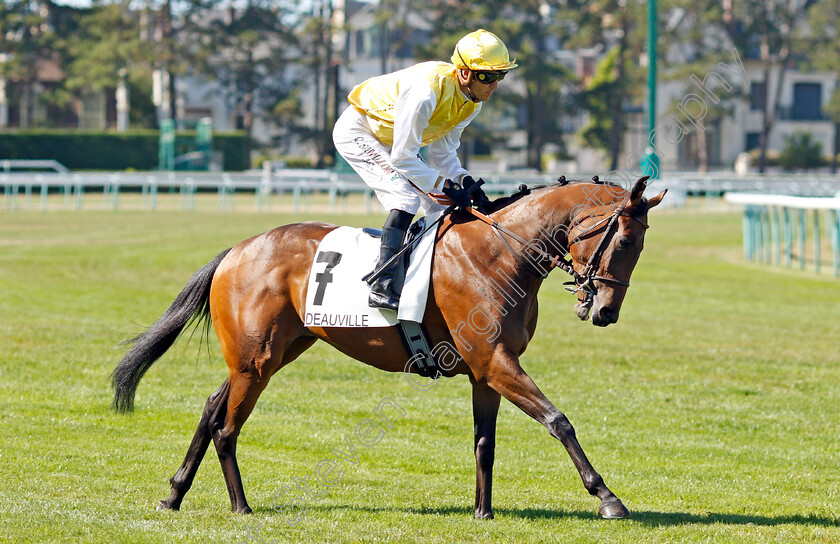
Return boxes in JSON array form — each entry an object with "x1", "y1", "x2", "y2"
[{"x1": 1, "y1": 206, "x2": 839, "y2": 543}]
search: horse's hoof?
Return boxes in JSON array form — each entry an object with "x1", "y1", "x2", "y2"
[
  {"x1": 157, "y1": 500, "x2": 179, "y2": 512},
  {"x1": 474, "y1": 509, "x2": 494, "y2": 520},
  {"x1": 598, "y1": 496, "x2": 630, "y2": 519},
  {"x1": 233, "y1": 505, "x2": 253, "y2": 514}
]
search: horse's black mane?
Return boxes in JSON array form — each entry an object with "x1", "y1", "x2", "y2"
[
  {"x1": 485, "y1": 183, "x2": 534, "y2": 212},
  {"x1": 486, "y1": 175, "x2": 629, "y2": 214}
]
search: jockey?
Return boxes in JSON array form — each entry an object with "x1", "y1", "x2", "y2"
[{"x1": 333, "y1": 29, "x2": 518, "y2": 311}]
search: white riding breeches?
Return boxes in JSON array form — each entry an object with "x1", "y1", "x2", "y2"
[{"x1": 333, "y1": 107, "x2": 444, "y2": 216}]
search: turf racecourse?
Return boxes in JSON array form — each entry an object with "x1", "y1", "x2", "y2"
[{"x1": 1, "y1": 204, "x2": 839, "y2": 544}]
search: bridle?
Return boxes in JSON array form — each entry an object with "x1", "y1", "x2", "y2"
[
  {"x1": 467, "y1": 191, "x2": 649, "y2": 299},
  {"x1": 564, "y1": 192, "x2": 650, "y2": 297}
]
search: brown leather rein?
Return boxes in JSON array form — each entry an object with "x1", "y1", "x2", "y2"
[{"x1": 464, "y1": 192, "x2": 649, "y2": 297}]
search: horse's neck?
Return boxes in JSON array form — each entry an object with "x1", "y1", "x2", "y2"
[
  {"x1": 494, "y1": 185, "x2": 581, "y2": 249},
  {"x1": 492, "y1": 184, "x2": 628, "y2": 265}
]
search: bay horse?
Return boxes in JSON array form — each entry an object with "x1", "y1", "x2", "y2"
[{"x1": 111, "y1": 177, "x2": 665, "y2": 520}]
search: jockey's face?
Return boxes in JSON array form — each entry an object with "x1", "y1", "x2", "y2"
[{"x1": 457, "y1": 68, "x2": 499, "y2": 102}]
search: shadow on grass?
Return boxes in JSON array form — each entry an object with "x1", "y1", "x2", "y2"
[
  {"x1": 249, "y1": 504, "x2": 475, "y2": 517},
  {"x1": 252, "y1": 504, "x2": 839, "y2": 528},
  {"x1": 631, "y1": 510, "x2": 839, "y2": 528},
  {"x1": 490, "y1": 508, "x2": 839, "y2": 528}
]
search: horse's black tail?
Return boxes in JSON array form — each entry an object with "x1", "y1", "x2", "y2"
[{"x1": 111, "y1": 249, "x2": 231, "y2": 414}]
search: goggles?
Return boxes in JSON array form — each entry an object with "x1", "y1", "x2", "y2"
[
  {"x1": 455, "y1": 48, "x2": 509, "y2": 85},
  {"x1": 474, "y1": 70, "x2": 507, "y2": 84}
]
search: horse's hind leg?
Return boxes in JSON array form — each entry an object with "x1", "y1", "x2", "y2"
[
  {"x1": 213, "y1": 335, "x2": 317, "y2": 514},
  {"x1": 158, "y1": 379, "x2": 230, "y2": 511},
  {"x1": 211, "y1": 369, "x2": 268, "y2": 514}
]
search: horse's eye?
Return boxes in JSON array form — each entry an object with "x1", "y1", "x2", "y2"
[{"x1": 618, "y1": 237, "x2": 632, "y2": 249}]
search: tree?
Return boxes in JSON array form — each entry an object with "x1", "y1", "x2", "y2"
[
  {"x1": 777, "y1": 131, "x2": 823, "y2": 170},
  {"x1": 147, "y1": 0, "x2": 181, "y2": 126},
  {"x1": 0, "y1": 0, "x2": 61, "y2": 128},
  {"x1": 66, "y1": 2, "x2": 144, "y2": 93},
  {"x1": 373, "y1": 0, "x2": 420, "y2": 75},
  {"x1": 185, "y1": 0, "x2": 300, "y2": 140},
  {"x1": 416, "y1": 0, "x2": 579, "y2": 171},
  {"x1": 824, "y1": 90, "x2": 840, "y2": 172},
  {"x1": 501, "y1": 1, "x2": 579, "y2": 171},
  {"x1": 578, "y1": 47, "x2": 621, "y2": 161},
  {"x1": 722, "y1": 0, "x2": 817, "y2": 172},
  {"x1": 298, "y1": 0, "x2": 339, "y2": 167},
  {"x1": 567, "y1": 0, "x2": 647, "y2": 172},
  {"x1": 65, "y1": 1, "x2": 150, "y2": 129},
  {"x1": 658, "y1": 0, "x2": 743, "y2": 171},
  {"x1": 806, "y1": 0, "x2": 840, "y2": 172}
]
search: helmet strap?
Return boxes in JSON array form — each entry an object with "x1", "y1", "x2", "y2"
[{"x1": 456, "y1": 68, "x2": 479, "y2": 102}]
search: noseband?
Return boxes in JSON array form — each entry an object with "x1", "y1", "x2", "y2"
[
  {"x1": 563, "y1": 192, "x2": 648, "y2": 297},
  {"x1": 467, "y1": 192, "x2": 648, "y2": 299}
]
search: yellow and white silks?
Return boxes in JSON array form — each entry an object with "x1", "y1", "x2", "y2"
[{"x1": 333, "y1": 61, "x2": 480, "y2": 215}]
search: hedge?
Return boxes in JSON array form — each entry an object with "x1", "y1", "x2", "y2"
[{"x1": 0, "y1": 130, "x2": 251, "y2": 171}]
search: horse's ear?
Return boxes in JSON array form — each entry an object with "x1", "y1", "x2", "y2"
[
  {"x1": 647, "y1": 189, "x2": 668, "y2": 209},
  {"x1": 630, "y1": 176, "x2": 650, "y2": 202}
]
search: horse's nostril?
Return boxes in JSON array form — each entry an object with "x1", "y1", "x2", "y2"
[{"x1": 600, "y1": 307, "x2": 617, "y2": 323}]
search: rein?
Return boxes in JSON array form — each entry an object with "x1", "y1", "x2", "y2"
[{"x1": 465, "y1": 191, "x2": 648, "y2": 298}]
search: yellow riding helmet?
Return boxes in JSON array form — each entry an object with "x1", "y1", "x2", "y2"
[{"x1": 451, "y1": 29, "x2": 518, "y2": 71}]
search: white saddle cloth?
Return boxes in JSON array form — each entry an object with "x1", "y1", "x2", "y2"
[{"x1": 303, "y1": 214, "x2": 439, "y2": 328}]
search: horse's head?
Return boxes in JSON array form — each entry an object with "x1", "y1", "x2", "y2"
[{"x1": 566, "y1": 177, "x2": 666, "y2": 327}]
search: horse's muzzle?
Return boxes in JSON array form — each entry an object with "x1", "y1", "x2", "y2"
[{"x1": 591, "y1": 305, "x2": 619, "y2": 327}]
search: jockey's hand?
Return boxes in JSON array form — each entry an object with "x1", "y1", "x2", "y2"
[
  {"x1": 442, "y1": 180, "x2": 472, "y2": 210},
  {"x1": 462, "y1": 176, "x2": 491, "y2": 213}
]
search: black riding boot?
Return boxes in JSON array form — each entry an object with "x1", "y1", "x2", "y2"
[{"x1": 368, "y1": 210, "x2": 412, "y2": 311}]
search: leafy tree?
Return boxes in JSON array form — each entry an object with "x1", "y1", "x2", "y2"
[
  {"x1": 145, "y1": 0, "x2": 182, "y2": 126},
  {"x1": 127, "y1": 65, "x2": 157, "y2": 128},
  {"x1": 372, "y1": 0, "x2": 420, "y2": 74},
  {"x1": 658, "y1": 0, "x2": 743, "y2": 171},
  {"x1": 416, "y1": 0, "x2": 579, "y2": 172},
  {"x1": 66, "y1": 1, "x2": 145, "y2": 91},
  {"x1": 0, "y1": 0, "x2": 62, "y2": 127},
  {"x1": 607, "y1": 4, "x2": 647, "y2": 169},
  {"x1": 721, "y1": 0, "x2": 818, "y2": 172},
  {"x1": 298, "y1": 0, "x2": 338, "y2": 167},
  {"x1": 806, "y1": 0, "x2": 840, "y2": 172},
  {"x1": 184, "y1": 0, "x2": 300, "y2": 140},
  {"x1": 824, "y1": 91, "x2": 840, "y2": 172},
  {"x1": 500, "y1": 1, "x2": 579, "y2": 171},
  {"x1": 64, "y1": 1, "x2": 151, "y2": 128},
  {"x1": 578, "y1": 47, "x2": 620, "y2": 162}
]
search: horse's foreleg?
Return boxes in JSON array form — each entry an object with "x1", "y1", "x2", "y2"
[
  {"x1": 486, "y1": 352, "x2": 630, "y2": 519},
  {"x1": 471, "y1": 379, "x2": 501, "y2": 520},
  {"x1": 158, "y1": 379, "x2": 229, "y2": 511}
]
